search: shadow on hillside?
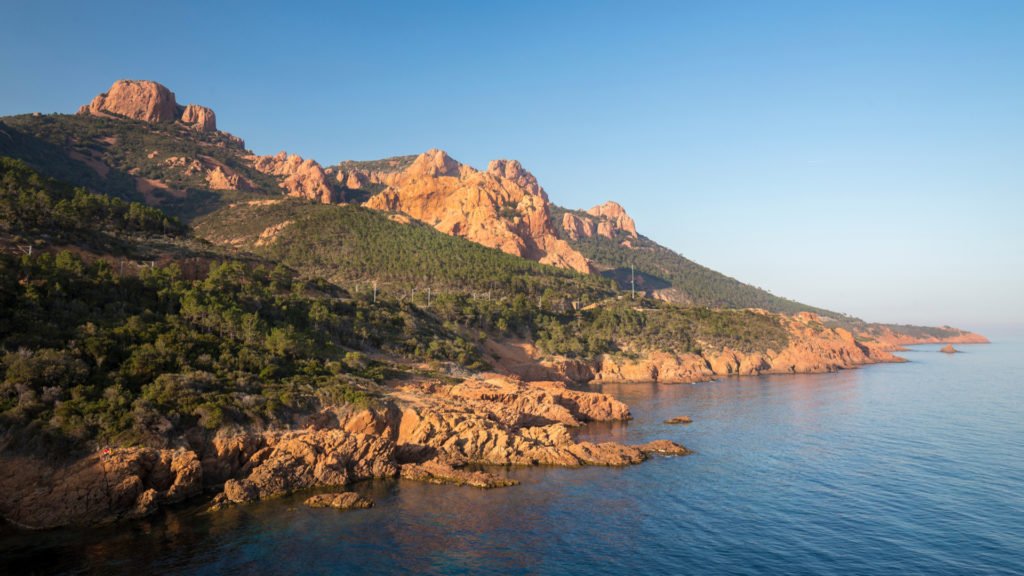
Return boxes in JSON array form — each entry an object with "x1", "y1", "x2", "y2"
[{"x1": 0, "y1": 119, "x2": 236, "y2": 224}]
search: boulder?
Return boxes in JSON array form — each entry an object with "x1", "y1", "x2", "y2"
[
  {"x1": 304, "y1": 492, "x2": 374, "y2": 510},
  {"x1": 83, "y1": 80, "x2": 179, "y2": 123}
]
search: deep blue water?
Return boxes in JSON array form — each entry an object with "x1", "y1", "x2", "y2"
[{"x1": 3, "y1": 340, "x2": 1023, "y2": 575}]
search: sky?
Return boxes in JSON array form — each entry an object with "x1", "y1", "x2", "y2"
[{"x1": 2, "y1": 0, "x2": 1022, "y2": 329}]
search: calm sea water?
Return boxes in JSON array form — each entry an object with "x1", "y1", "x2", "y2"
[{"x1": 3, "y1": 338, "x2": 1023, "y2": 575}]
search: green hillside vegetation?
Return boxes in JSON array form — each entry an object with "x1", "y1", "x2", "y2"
[
  {"x1": 1, "y1": 156, "x2": 185, "y2": 238},
  {"x1": 194, "y1": 199, "x2": 792, "y2": 358},
  {"x1": 845, "y1": 321, "x2": 980, "y2": 342},
  {"x1": 333, "y1": 155, "x2": 417, "y2": 173},
  {"x1": 550, "y1": 205, "x2": 848, "y2": 318},
  {"x1": 0, "y1": 162, "x2": 486, "y2": 454},
  {"x1": 195, "y1": 199, "x2": 614, "y2": 304},
  {"x1": 534, "y1": 301, "x2": 790, "y2": 358},
  {"x1": 0, "y1": 114, "x2": 278, "y2": 220}
]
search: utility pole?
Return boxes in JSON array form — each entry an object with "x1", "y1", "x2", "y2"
[
  {"x1": 631, "y1": 264, "x2": 635, "y2": 299},
  {"x1": 427, "y1": 287, "x2": 432, "y2": 307}
]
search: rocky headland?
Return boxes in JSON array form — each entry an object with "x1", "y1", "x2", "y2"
[{"x1": 0, "y1": 375, "x2": 686, "y2": 529}]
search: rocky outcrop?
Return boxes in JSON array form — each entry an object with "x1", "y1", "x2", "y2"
[
  {"x1": 940, "y1": 344, "x2": 960, "y2": 354},
  {"x1": 79, "y1": 80, "x2": 178, "y2": 123},
  {"x1": 559, "y1": 202, "x2": 639, "y2": 241},
  {"x1": 561, "y1": 212, "x2": 597, "y2": 240},
  {"x1": 181, "y1": 104, "x2": 217, "y2": 132},
  {"x1": 400, "y1": 459, "x2": 519, "y2": 488},
  {"x1": 860, "y1": 325, "x2": 989, "y2": 349},
  {"x1": 250, "y1": 152, "x2": 340, "y2": 203},
  {"x1": 0, "y1": 448, "x2": 201, "y2": 530},
  {"x1": 0, "y1": 372, "x2": 686, "y2": 528},
  {"x1": 664, "y1": 416, "x2": 693, "y2": 425},
  {"x1": 487, "y1": 312, "x2": 907, "y2": 386},
  {"x1": 78, "y1": 80, "x2": 238, "y2": 141},
  {"x1": 587, "y1": 201, "x2": 638, "y2": 238},
  {"x1": 219, "y1": 429, "x2": 397, "y2": 504},
  {"x1": 304, "y1": 492, "x2": 374, "y2": 510},
  {"x1": 361, "y1": 149, "x2": 592, "y2": 273},
  {"x1": 206, "y1": 166, "x2": 242, "y2": 190},
  {"x1": 589, "y1": 313, "x2": 904, "y2": 384}
]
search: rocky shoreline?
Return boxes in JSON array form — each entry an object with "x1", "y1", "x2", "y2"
[
  {"x1": 0, "y1": 318, "x2": 986, "y2": 531},
  {"x1": 0, "y1": 375, "x2": 686, "y2": 530},
  {"x1": 489, "y1": 312, "x2": 988, "y2": 385}
]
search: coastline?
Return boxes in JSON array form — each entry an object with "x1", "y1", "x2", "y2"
[{"x1": 0, "y1": 318, "x2": 987, "y2": 531}]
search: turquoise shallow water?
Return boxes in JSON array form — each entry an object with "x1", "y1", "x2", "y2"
[{"x1": 3, "y1": 340, "x2": 1023, "y2": 575}]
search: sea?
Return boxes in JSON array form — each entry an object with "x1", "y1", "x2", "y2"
[{"x1": 2, "y1": 336, "x2": 1022, "y2": 575}]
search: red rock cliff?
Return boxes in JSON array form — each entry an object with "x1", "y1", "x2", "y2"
[{"x1": 361, "y1": 149, "x2": 592, "y2": 273}]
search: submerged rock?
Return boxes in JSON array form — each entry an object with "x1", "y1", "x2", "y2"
[
  {"x1": 304, "y1": 492, "x2": 373, "y2": 510},
  {"x1": 664, "y1": 416, "x2": 693, "y2": 425},
  {"x1": 400, "y1": 459, "x2": 519, "y2": 489}
]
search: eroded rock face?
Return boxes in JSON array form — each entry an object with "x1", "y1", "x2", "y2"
[
  {"x1": 0, "y1": 448, "x2": 202, "y2": 530},
  {"x1": 587, "y1": 201, "x2": 638, "y2": 238},
  {"x1": 562, "y1": 212, "x2": 597, "y2": 240},
  {"x1": 250, "y1": 152, "x2": 340, "y2": 203},
  {"x1": 81, "y1": 80, "x2": 179, "y2": 123},
  {"x1": 361, "y1": 149, "x2": 592, "y2": 273},
  {"x1": 559, "y1": 202, "x2": 638, "y2": 241},
  {"x1": 221, "y1": 429, "x2": 397, "y2": 504},
  {"x1": 588, "y1": 314, "x2": 904, "y2": 384},
  {"x1": 181, "y1": 103, "x2": 217, "y2": 132}
]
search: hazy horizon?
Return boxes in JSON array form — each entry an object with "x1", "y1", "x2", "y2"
[{"x1": 2, "y1": 0, "x2": 1021, "y2": 328}]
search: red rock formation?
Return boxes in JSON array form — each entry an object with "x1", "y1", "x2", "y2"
[
  {"x1": 587, "y1": 201, "x2": 638, "y2": 238},
  {"x1": 79, "y1": 80, "x2": 236, "y2": 140},
  {"x1": 81, "y1": 80, "x2": 179, "y2": 123},
  {"x1": 250, "y1": 151, "x2": 340, "y2": 203},
  {"x1": 305, "y1": 492, "x2": 374, "y2": 509},
  {"x1": 562, "y1": 212, "x2": 597, "y2": 240},
  {"x1": 0, "y1": 371, "x2": 685, "y2": 527},
  {"x1": 363, "y1": 149, "x2": 592, "y2": 273},
  {"x1": 220, "y1": 429, "x2": 397, "y2": 504},
  {"x1": 860, "y1": 325, "x2": 989, "y2": 349},
  {"x1": 181, "y1": 103, "x2": 217, "y2": 132},
  {"x1": 588, "y1": 313, "x2": 904, "y2": 384},
  {"x1": 400, "y1": 459, "x2": 519, "y2": 488},
  {"x1": 0, "y1": 448, "x2": 201, "y2": 529}
]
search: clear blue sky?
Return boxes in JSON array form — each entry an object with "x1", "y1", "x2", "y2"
[{"x1": 3, "y1": 0, "x2": 1022, "y2": 329}]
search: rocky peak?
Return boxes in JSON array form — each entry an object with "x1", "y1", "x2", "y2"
[
  {"x1": 80, "y1": 80, "x2": 179, "y2": 123},
  {"x1": 79, "y1": 80, "x2": 229, "y2": 137},
  {"x1": 180, "y1": 104, "x2": 217, "y2": 132},
  {"x1": 362, "y1": 150, "x2": 591, "y2": 273},
  {"x1": 487, "y1": 159, "x2": 546, "y2": 199},
  {"x1": 586, "y1": 201, "x2": 638, "y2": 238},
  {"x1": 406, "y1": 149, "x2": 465, "y2": 178},
  {"x1": 250, "y1": 151, "x2": 340, "y2": 204}
]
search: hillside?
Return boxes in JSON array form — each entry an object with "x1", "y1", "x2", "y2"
[
  {"x1": 193, "y1": 198, "x2": 610, "y2": 302},
  {"x1": 0, "y1": 79, "x2": 989, "y2": 529}
]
